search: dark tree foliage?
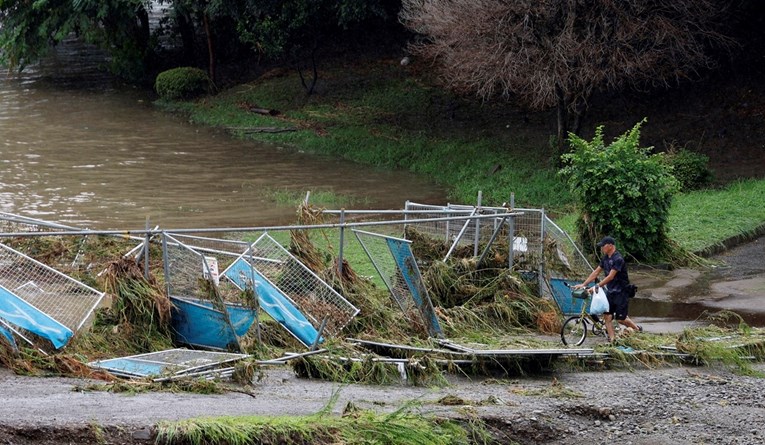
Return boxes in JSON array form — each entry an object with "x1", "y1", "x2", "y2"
[
  {"x1": 0, "y1": 0, "x2": 152, "y2": 80},
  {"x1": 400, "y1": 0, "x2": 737, "y2": 155},
  {"x1": 0, "y1": 0, "x2": 402, "y2": 86},
  {"x1": 236, "y1": 0, "x2": 399, "y2": 94}
]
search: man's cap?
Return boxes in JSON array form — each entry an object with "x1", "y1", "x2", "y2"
[{"x1": 596, "y1": 236, "x2": 615, "y2": 247}]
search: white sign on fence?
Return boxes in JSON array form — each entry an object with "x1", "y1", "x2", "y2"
[{"x1": 202, "y1": 256, "x2": 219, "y2": 285}]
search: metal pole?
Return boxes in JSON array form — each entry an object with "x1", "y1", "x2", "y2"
[
  {"x1": 337, "y1": 209, "x2": 345, "y2": 278},
  {"x1": 509, "y1": 192, "x2": 515, "y2": 270},
  {"x1": 249, "y1": 247, "x2": 262, "y2": 344},
  {"x1": 161, "y1": 232, "x2": 171, "y2": 297},
  {"x1": 143, "y1": 216, "x2": 150, "y2": 278},
  {"x1": 311, "y1": 317, "x2": 328, "y2": 351},
  {"x1": 477, "y1": 215, "x2": 509, "y2": 267},
  {"x1": 539, "y1": 208, "x2": 546, "y2": 297},
  {"x1": 0, "y1": 212, "x2": 520, "y2": 237},
  {"x1": 474, "y1": 191, "x2": 482, "y2": 257},
  {"x1": 443, "y1": 208, "x2": 478, "y2": 261}
]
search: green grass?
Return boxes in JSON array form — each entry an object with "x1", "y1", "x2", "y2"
[
  {"x1": 158, "y1": 61, "x2": 765, "y2": 260},
  {"x1": 259, "y1": 186, "x2": 371, "y2": 208},
  {"x1": 668, "y1": 179, "x2": 765, "y2": 253},
  {"x1": 157, "y1": 408, "x2": 473, "y2": 445},
  {"x1": 157, "y1": 62, "x2": 571, "y2": 210}
]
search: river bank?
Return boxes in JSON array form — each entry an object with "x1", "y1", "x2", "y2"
[{"x1": 159, "y1": 57, "x2": 765, "y2": 256}]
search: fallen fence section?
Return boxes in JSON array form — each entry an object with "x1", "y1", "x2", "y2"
[
  {"x1": 223, "y1": 232, "x2": 359, "y2": 346},
  {"x1": 353, "y1": 230, "x2": 442, "y2": 338},
  {"x1": 88, "y1": 348, "x2": 249, "y2": 380},
  {"x1": 0, "y1": 243, "x2": 105, "y2": 350},
  {"x1": 349, "y1": 338, "x2": 595, "y2": 360}
]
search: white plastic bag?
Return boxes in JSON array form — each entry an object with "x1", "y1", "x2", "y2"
[{"x1": 589, "y1": 287, "x2": 609, "y2": 315}]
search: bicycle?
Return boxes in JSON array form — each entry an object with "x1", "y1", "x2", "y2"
[{"x1": 559, "y1": 284, "x2": 614, "y2": 346}]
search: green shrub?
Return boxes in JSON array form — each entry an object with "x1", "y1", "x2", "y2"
[
  {"x1": 664, "y1": 146, "x2": 714, "y2": 191},
  {"x1": 559, "y1": 119, "x2": 680, "y2": 262},
  {"x1": 154, "y1": 67, "x2": 211, "y2": 100}
]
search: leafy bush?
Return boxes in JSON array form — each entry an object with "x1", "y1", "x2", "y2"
[
  {"x1": 559, "y1": 119, "x2": 680, "y2": 262},
  {"x1": 663, "y1": 146, "x2": 714, "y2": 191},
  {"x1": 154, "y1": 67, "x2": 211, "y2": 101}
]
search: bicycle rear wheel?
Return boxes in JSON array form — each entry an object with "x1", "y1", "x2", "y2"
[{"x1": 561, "y1": 316, "x2": 588, "y2": 346}]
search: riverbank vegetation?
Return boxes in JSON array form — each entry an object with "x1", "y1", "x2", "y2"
[
  {"x1": 157, "y1": 60, "x2": 765, "y2": 259},
  {"x1": 2, "y1": 2, "x2": 764, "y2": 260}
]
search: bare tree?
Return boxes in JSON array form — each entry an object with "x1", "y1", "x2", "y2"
[{"x1": 400, "y1": 0, "x2": 734, "y2": 155}]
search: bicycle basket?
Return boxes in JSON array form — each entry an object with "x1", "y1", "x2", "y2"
[{"x1": 571, "y1": 288, "x2": 589, "y2": 299}]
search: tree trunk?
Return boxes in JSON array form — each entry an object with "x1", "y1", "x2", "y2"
[
  {"x1": 297, "y1": 47, "x2": 319, "y2": 96},
  {"x1": 136, "y1": 5, "x2": 150, "y2": 53},
  {"x1": 203, "y1": 13, "x2": 215, "y2": 84},
  {"x1": 555, "y1": 84, "x2": 569, "y2": 159},
  {"x1": 570, "y1": 95, "x2": 588, "y2": 136}
]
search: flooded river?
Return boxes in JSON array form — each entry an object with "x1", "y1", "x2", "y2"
[{"x1": 0, "y1": 41, "x2": 445, "y2": 230}]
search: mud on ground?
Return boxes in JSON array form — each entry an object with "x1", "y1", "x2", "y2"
[{"x1": 1, "y1": 362, "x2": 764, "y2": 445}]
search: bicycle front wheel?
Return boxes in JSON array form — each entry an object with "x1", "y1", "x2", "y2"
[{"x1": 561, "y1": 316, "x2": 588, "y2": 346}]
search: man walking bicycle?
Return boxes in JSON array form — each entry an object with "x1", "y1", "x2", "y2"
[{"x1": 574, "y1": 236, "x2": 642, "y2": 342}]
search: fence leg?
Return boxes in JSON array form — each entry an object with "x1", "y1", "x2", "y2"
[
  {"x1": 143, "y1": 216, "x2": 150, "y2": 278},
  {"x1": 311, "y1": 316, "x2": 328, "y2": 351},
  {"x1": 474, "y1": 191, "x2": 482, "y2": 257},
  {"x1": 338, "y1": 209, "x2": 345, "y2": 278}
]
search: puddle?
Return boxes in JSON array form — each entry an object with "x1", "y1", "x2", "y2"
[{"x1": 630, "y1": 297, "x2": 765, "y2": 327}]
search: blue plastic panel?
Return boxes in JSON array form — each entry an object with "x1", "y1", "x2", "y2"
[
  {"x1": 224, "y1": 257, "x2": 320, "y2": 347},
  {"x1": 385, "y1": 238, "x2": 442, "y2": 337},
  {"x1": 170, "y1": 297, "x2": 256, "y2": 350},
  {"x1": 0, "y1": 285, "x2": 73, "y2": 349}
]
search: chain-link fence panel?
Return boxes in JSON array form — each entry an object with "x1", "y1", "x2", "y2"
[
  {"x1": 353, "y1": 229, "x2": 442, "y2": 338},
  {"x1": 543, "y1": 217, "x2": 593, "y2": 280},
  {"x1": 224, "y1": 233, "x2": 359, "y2": 340},
  {"x1": 0, "y1": 243, "x2": 105, "y2": 349},
  {"x1": 161, "y1": 233, "x2": 251, "y2": 305},
  {"x1": 0, "y1": 212, "x2": 78, "y2": 233},
  {"x1": 353, "y1": 229, "x2": 413, "y2": 313}
]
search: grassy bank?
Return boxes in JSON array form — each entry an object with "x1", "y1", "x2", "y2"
[
  {"x1": 158, "y1": 60, "x2": 765, "y2": 254},
  {"x1": 159, "y1": 61, "x2": 570, "y2": 210}
]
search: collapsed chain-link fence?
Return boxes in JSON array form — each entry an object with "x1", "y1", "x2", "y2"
[
  {"x1": 0, "y1": 243, "x2": 105, "y2": 349},
  {"x1": 353, "y1": 229, "x2": 442, "y2": 338},
  {"x1": 226, "y1": 233, "x2": 359, "y2": 340},
  {"x1": 162, "y1": 231, "x2": 359, "y2": 347},
  {"x1": 401, "y1": 202, "x2": 593, "y2": 316},
  {"x1": 161, "y1": 232, "x2": 250, "y2": 304}
]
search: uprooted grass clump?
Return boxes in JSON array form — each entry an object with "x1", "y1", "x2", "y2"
[
  {"x1": 292, "y1": 352, "x2": 447, "y2": 387},
  {"x1": 156, "y1": 396, "x2": 476, "y2": 445},
  {"x1": 82, "y1": 258, "x2": 175, "y2": 355},
  {"x1": 0, "y1": 342, "x2": 118, "y2": 380},
  {"x1": 2, "y1": 234, "x2": 153, "y2": 288},
  {"x1": 581, "y1": 310, "x2": 765, "y2": 374},
  {"x1": 675, "y1": 312, "x2": 765, "y2": 374}
]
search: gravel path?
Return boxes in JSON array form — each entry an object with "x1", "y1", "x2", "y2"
[{"x1": 1, "y1": 362, "x2": 764, "y2": 444}]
